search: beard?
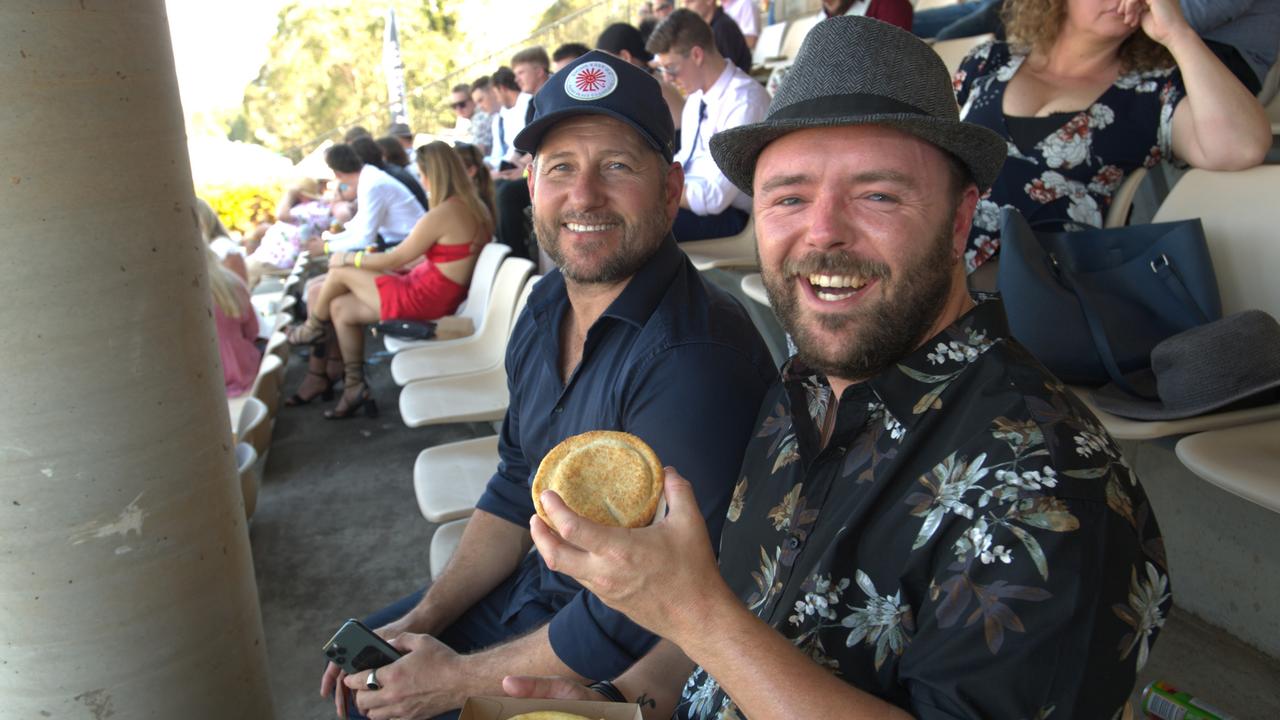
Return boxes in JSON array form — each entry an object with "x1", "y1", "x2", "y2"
[
  {"x1": 762, "y1": 220, "x2": 957, "y2": 382},
  {"x1": 535, "y1": 201, "x2": 670, "y2": 285}
]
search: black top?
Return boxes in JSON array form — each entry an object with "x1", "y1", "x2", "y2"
[
  {"x1": 383, "y1": 163, "x2": 428, "y2": 212},
  {"x1": 710, "y1": 7, "x2": 754, "y2": 74},
  {"x1": 677, "y1": 300, "x2": 1171, "y2": 719}
]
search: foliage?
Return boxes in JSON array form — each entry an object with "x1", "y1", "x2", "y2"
[
  {"x1": 241, "y1": 1, "x2": 462, "y2": 161},
  {"x1": 198, "y1": 183, "x2": 283, "y2": 235},
  {"x1": 534, "y1": 0, "x2": 637, "y2": 54}
]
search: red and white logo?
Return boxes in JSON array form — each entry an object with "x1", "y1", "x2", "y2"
[{"x1": 564, "y1": 61, "x2": 618, "y2": 101}]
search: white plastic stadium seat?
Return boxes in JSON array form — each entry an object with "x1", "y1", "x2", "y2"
[
  {"x1": 752, "y1": 21, "x2": 788, "y2": 69},
  {"x1": 1105, "y1": 166, "x2": 1147, "y2": 228},
  {"x1": 430, "y1": 518, "x2": 469, "y2": 579},
  {"x1": 384, "y1": 242, "x2": 511, "y2": 353},
  {"x1": 235, "y1": 442, "x2": 259, "y2": 520},
  {"x1": 931, "y1": 33, "x2": 993, "y2": 76},
  {"x1": 414, "y1": 435, "x2": 500, "y2": 523},
  {"x1": 680, "y1": 216, "x2": 757, "y2": 271},
  {"x1": 769, "y1": 14, "x2": 821, "y2": 69},
  {"x1": 1175, "y1": 419, "x2": 1280, "y2": 514},
  {"x1": 390, "y1": 257, "x2": 535, "y2": 385},
  {"x1": 740, "y1": 272, "x2": 770, "y2": 307},
  {"x1": 235, "y1": 396, "x2": 271, "y2": 459},
  {"x1": 398, "y1": 277, "x2": 540, "y2": 428}
]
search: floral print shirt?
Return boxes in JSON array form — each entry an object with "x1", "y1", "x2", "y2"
[
  {"x1": 676, "y1": 300, "x2": 1171, "y2": 720},
  {"x1": 954, "y1": 41, "x2": 1186, "y2": 273}
]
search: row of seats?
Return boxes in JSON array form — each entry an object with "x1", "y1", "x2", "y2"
[
  {"x1": 364, "y1": 245, "x2": 542, "y2": 576},
  {"x1": 228, "y1": 251, "x2": 310, "y2": 519}
]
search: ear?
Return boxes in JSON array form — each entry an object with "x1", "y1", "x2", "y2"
[
  {"x1": 952, "y1": 183, "x2": 980, "y2": 260},
  {"x1": 665, "y1": 161, "x2": 685, "y2": 224},
  {"x1": 690, "y1": 45, "x2": 705, "y2": 65}
]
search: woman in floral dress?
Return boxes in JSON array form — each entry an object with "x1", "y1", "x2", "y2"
[{"x1": 953, "y1": 0, "x2": 1271, "y2": 280}]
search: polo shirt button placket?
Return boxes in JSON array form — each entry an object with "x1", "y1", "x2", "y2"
[{"x1": 785, "y1": 534, "x2": 802, "y2": 551}]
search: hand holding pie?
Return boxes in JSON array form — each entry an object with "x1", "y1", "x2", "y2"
[{"x1": 532, "y1": 430, "x2": 664, "y2": 532}]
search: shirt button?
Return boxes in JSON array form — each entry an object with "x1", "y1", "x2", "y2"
[
  {"x1": 553, "y1": 406, "x2": 564, "y2": 414},
  {"x1": 786, "y1": 535, "x2": 801, "y2": 550}
]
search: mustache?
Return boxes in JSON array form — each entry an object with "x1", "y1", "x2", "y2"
[{"x1": 783, "y1": 251, "x2": 890, "y2": 281}]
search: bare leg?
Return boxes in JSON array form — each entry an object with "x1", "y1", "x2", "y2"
[{"x1": 290, "y1": 267, "x2": 380, "y2": 345}]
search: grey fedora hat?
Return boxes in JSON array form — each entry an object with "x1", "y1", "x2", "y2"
[
  {"x1": 710, "y1": 16, "x2": 1007, "y2": 195},
  {"x1": 1090, "y1": 310, "x2": 1280, "y2": 421}
]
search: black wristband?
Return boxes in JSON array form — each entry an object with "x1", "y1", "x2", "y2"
[{"x1": 589, "y1": 680, "x2": 628, "y2": 703}]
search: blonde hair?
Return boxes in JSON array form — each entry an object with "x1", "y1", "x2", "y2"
[
  {"x1": 452, "y1": 143, "x2": 496, "y2": 220},
  {"x1": 206, "y1": 246, "x2": 248, "y2": 319},
  {"x1": 415, "y1": 141, "x2": 494, "y2": 234},
  {"x1": 1001, "y1": 0, "x2": 1173, "y2": 72},
  {"x1": 195, "y1": 197, "x2": 232, "y2": 243}
]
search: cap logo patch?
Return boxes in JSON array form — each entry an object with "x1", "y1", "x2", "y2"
[{"x1": 565, "y1": 61, "x2": 618, "y2": 101}]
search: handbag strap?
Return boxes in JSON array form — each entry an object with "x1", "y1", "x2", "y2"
[{"x1": 1051, "y1": 253, "x2": 1204, "y2": 400}]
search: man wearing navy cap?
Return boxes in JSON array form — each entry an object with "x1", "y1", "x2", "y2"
[{"x1": 323, "y1": 50, "x2": 777, "y2": 720}]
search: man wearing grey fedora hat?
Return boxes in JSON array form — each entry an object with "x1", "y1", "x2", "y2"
[{"x1": 514, "y1": 16, "x2": 1170, "y2": 720}]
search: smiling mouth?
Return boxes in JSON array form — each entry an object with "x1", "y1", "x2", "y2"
[
  {"x1": 804, "y1": 272, "x2": 871, "y2": 302},
  {"x1": 564, "y1": 222, "x2": 619, "y2": 233}
]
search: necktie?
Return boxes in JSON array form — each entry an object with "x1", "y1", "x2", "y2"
[
  {"x1": 497, "y1": 113, "x2": 508, "y2": 158},
  {"x1": 683, "y1": 101, "x2": 707, "y2": 172}
]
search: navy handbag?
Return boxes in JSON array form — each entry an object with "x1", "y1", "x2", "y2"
[{"x1": 997, "y1": 208, "x2": 1222, "y2": 392}]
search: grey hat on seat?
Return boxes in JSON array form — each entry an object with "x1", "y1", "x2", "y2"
[
  {"x1": 709, "y1": 16, "x2": 1007, "y2": 195},
  {"x1": 1091, "y1": 310, "x2": 1280, "y2": 421}
]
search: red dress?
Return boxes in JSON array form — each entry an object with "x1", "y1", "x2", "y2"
[{"x1": 375, "y1": 240, "x2": 473, "y2": 321}]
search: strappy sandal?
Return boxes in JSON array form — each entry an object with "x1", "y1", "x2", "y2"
[
  {"x1": 284, "y1": 370, "x2": 335, "y2": 407},
  {"x1": 324, "y1": 383, "x2": 378, "y2": 420},
  {"x1": 286, "y1": 317, "x2": 329, "y2": 346}
]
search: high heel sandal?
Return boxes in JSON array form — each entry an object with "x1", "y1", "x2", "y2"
[
  {"x1": 323, "y1": 383, "x2": 378, "y2": 420},
  {"x1": 284, "y1": 370, "x2": 335, "y2": 407},
  {"x1": 324, "y1": 362, "x2": 377, "y2": 420},
  {"x1": 286, "y1": 317, "x2": 330, "y2": 346}
]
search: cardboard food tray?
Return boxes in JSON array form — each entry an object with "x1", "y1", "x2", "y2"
[{"x1": 460, "y1": 695, "x2": 643, "y2": 720}]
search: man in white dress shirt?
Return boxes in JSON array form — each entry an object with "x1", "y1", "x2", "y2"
[
  {"x1": 318, "y1": 143, "x2": 423, "y2": 253},
  {"x1": 648, "y1": 9, "x2": 770, "y2": 241}
]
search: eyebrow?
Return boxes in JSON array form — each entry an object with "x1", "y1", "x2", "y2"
[
  {"x1": 758, "y1": 169, "x2": 920, "y2": 194},
  {"x1": 539, "y1": 147, "x2": 645, "y2": 164}
]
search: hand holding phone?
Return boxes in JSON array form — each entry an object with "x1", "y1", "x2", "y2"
[{"x1": 322, "y1": 618, "x2": 404, "y2": 675}]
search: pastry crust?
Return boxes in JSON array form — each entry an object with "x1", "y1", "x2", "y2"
[{"x1": 532, "y1": 430, "x2": 663, "y2": 531}]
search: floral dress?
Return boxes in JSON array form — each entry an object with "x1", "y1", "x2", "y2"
[
  {"x1": 954, "y1": 41, "x2": 1186, "y2": 273},
  {"x1": 675, "y1": 301, "x2": 1171, "y2": 720}
]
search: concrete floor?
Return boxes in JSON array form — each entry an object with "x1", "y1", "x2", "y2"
[{"x1": 250, "y1": 285, "x2": 1280, "y2": 719}]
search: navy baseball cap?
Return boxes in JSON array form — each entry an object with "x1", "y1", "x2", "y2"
[{"x1": 513, "y1": 50, "x2": 675, "y2": 162}]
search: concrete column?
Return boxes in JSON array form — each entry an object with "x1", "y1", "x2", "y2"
[{"x1": 0, "y1": 2, "x2": 275, "y2": 717}]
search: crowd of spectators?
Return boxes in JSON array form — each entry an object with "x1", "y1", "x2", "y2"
[{"x1": 195, "y1": 2, "x2": 1279, "y2": 716}]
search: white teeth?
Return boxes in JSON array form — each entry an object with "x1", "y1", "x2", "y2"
[
  {"x1": 807, "y1": 273, "x2": 868, "y2": 290},
  {"x1": 566, "y1": 222, "x2": 616, "y2": 233}
]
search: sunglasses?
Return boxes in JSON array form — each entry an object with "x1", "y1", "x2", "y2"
[{"x1": 451, "y1": 100, "x2": 470, "y2": 110}]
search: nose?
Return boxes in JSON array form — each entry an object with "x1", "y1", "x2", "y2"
[
  {"x1": 804, "y1": 187, "x2": 857, "y2": 252},
  {"x1": 565, "y1": 165, "x2": 606, "y2": 211}
]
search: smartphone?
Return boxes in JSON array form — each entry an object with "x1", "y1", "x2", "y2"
[{"x1": 322, "y1": 618, "x2": 403, "y2": 675}]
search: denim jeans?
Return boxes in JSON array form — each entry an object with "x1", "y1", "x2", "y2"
[{"x1": 913, "y1": 0, "x2": 1001, "y2": 40}]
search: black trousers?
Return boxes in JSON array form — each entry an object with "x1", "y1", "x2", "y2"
[{"x1": 494, "y1": 178, "x2": 534, "y2": 261}]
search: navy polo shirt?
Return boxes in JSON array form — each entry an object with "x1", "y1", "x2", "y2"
[{"x1": 475, "y1": 234, "x2": 776, "y2": 680}]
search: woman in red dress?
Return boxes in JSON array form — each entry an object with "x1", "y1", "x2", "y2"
[{"x1": 286, "y1": 142, "x2": 494, "y2": 418}]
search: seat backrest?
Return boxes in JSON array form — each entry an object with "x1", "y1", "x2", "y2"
[
  {"x1": 915, "y1": 0, "x2": 956, "y2": 11},
  {"x1": 456, "y1": 242, "x2": 511, "y2": 329},
  {"x1": 1258, "y1": 48, "x2": 1280, "y2": 107},
  {"x1": 779, "y1": 14, "x2": 821, "y2": 62},
  {"x1": 1152, "y1": 166, "x2": 1280, "y2": 317},
  {"x1": 753, "y1": 21, "x2": 788, "y2": 66},
  {"x1": 235, "y1": 442, "x2": 256, "y2": 473},
  {"x1": 511, "y1": 275, "x2": 542, "y2": 337},
  {"x1": 236, "y1": 396, "x2": 271, "y2": 457},
  {"x1": 1105, "y1": 166, "x2": 1147, "y2": 228},
  {"x1": 476, "y1": 257, "x2": 536, "y2": 347},
  {"x1": 931, "y1": 33, "x2": 993, "y2": 76}
]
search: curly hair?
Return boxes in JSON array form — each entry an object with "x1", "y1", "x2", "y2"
[{"x1": 1001, "y1": 0, "x2": 1173, "y2": 72}]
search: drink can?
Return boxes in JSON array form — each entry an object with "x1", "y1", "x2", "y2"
[{"x1": 1141, "y1": 681, "x2": 1238, "y2": 720}]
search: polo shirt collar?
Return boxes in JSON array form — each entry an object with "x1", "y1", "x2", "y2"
[{"x1": 782, "y1": 299, "x2": 1010, "y2": 431}]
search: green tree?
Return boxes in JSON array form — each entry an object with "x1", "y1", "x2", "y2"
[
  {"x1": 241, "y1": 1, "x2": 461, "y2": 161},
  {"x1": 532, "y1": 0, "x2": 636, "y2": 57}
]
